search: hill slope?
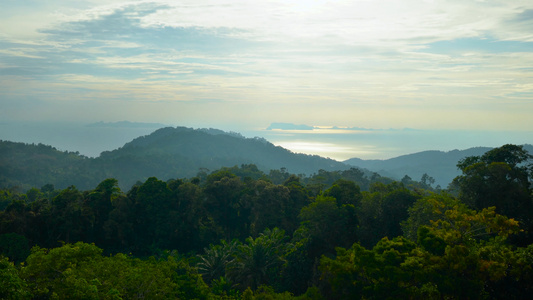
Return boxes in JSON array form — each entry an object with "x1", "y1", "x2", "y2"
[
  {"x1": 1, "y1": 127, "x2": 352, "y2": 190},
  {"x1": 0, "y1": 141, "x2": 95, "y2": 189},
  {"x1": 5, "y1": 126, "x2": 528, "y2": 190},
  {"x1": 95, "y1": 126, "x2": 351, "y2": 188},
  {"x1": 344, "y1": 145, "x2": 533, "y2": 187}
]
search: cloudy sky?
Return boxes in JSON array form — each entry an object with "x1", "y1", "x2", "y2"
[{"x1": 1, "y1": 0, "x2": 533, "y2": 159}]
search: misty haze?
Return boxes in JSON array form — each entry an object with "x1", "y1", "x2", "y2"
[{"x1": 1, "y1": 1, "x2": 533, "y2": 299}]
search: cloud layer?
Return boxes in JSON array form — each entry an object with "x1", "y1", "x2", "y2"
[{"x1": 1, "y1": 0, "x2": 533, "y2": 132}]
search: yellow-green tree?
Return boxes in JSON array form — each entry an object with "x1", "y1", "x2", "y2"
[
  {"x1": 20, "y1": 242, "x2": 210, "y2": 299},
  {"x1": 320, "y1": 195, "x2": 530, "y2": 299},
  {"x1": 452, "y1": 144, "x2": 533, "y2": 235}
]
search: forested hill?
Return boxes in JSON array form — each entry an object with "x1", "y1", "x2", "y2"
[
  {"x1": 95, "y1": 126, "x2": 351, "y2": 187},
  {"x1": 0, "y1": 141, "x2": 93, "y2": 190},
  {"x1": 0, "y1": 126, "x2": 352, "y2": 190},
  {"x1": 344, "y1": 145, "x2": 533, "y2": 187}
]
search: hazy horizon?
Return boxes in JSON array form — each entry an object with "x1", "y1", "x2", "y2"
[
  {"x1": 1, "y1": 1, "x2": 532, "y2": 157},
  {"x1": 1, "y1": 120, "x2": 532, "y2": 161}
]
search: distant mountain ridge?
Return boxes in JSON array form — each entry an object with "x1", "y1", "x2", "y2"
[
  {"x1": 344, "y1": 145, "x2": 533, "y2": 187},
  {"x1": 2, "y1": 125, "x2": 529, "y2": 190},
  {"x1": 0, "y1": 126, "x2": 353, "y2": 190},
  {"x1": 96, "y1": 126, "x2": 352, "y2": 188}
]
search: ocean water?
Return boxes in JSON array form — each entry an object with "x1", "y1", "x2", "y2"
[{"x1": 246, "y1": 128, "x2": 533, "y2": 161}]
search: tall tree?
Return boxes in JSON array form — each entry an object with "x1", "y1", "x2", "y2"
[
  {"x1": 132, "y1": 177, "x2": 174, "y2": 254},
  {"x1": 299, "y1": 194, "x2": 359, "y2": 258},
  {"x1": 227, "y1": 228, "x2": 288, "y2": 291},
  {"x1": 452, "y1": 144, "x2": 533, "y2": 241},
  {"x1": 48, "y1": 186, "x2": 84, "y2": 245},
  {"x1": 358, "y1": 182, "x2": 420, "y2": 248},
  {"x1": 248, "y1": 180, "x2": 293, "y2": 235},
  {"x1": 320, "y1": 196, "x2": 528, "y2": 299},
  {"x1": 83, "y1": 178, "x2": 121, "y2": 245},
  {"x1": 204, "y1": 171, "x2": 249, "y2": 241}
]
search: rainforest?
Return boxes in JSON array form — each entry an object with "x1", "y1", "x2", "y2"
[{"x1": 1, "y1": 144, "x2": 532, "y2": 299}]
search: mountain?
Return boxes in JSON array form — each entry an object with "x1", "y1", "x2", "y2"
[
  {"x1": 0, "y1": 141, "x2": 94, "y2": 190},
  {"x1": 344, "y1": 145, "x2": 533, "y2": 188},
  {"x1": 94, "y1": 126, "x2": 352, "y2": 188},
  {"x1": 0, "y1": 126, "x2": 352, "y2": 190},
  {"x1": 4, "y1": 125, "x2": 529, "y2": 191}
]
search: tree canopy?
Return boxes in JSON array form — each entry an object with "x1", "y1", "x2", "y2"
[{"x1": 1, "y1": 144, "x2": 532, "y2": 299}]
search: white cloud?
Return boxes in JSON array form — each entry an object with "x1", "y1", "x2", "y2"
[
  {"x1": 0, "y1": 48, "x2": 44, "y2": 59},
  {"x1": 134, "y1": 0, "x2": 533, "y2": 46},
  {"x1": 1, "y1": 0, "x2": 532, "y2": 134}
]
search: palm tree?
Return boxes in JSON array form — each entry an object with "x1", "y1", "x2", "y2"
[
  {"x1": 197, "y1": 240, "x2": 237, "y2": 284},
  {"x1": 227, "y1": 228, "x2": 287, "y2": 290}
]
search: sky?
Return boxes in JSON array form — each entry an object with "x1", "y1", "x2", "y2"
[{"x1": 1, "y1": 0, "x2": 533, "y2": 160}]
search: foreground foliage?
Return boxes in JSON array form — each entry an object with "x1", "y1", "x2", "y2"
[
  {"x1": 320, "y1": 195, "x2": 532, "y2": 299},
  {"x1": 1, "y1": 144, "x2": 532, "y2": 299}
]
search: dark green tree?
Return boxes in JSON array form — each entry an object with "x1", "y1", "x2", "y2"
[
  {"x1": 452, "y1": 144, "x2": 533, "y2": 243},
  {"x1": 204, "y1": 171, "x2": 249, "y2": 241},
  {"x1": 358, "y1": 182, "x2": 420, "y2": 248},
  {"x1": 132, "y1": 177, "x2": 174, "y2": 254},
  {"x1": 248, "y1": 180, "x2": 293, "y2": 235},
  {"x1": 0, "y1": 233, "x2": 30, "y2": 263},
  {"x1": 197, "y1": 240, "x2": 238, "y2": 284},
  {"x1": 227, "y1": 228, "x2": 288, "y2": 291},
  {"x1": 83, "y1": 179, "x2": 121, "y2": 245},
  {"x1": 299, "y1": 194, "x2": 358, "y2": 258},
  {"x1": 323, "y1": 179, "x2": 362, "y2": 207},
  {"x1": 320, "y1": 197, "x2": 527, "y2": 299},
  {"x1": 48, "y1": 186, "x2": 84, "y2": 245}
]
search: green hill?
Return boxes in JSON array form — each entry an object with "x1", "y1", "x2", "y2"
[
  {"x1": 1, "y1": 127, "x2": 351, "y2": 190},
  {"x1": 344, "y1": 145, "x2": 533, "y2": 187}
]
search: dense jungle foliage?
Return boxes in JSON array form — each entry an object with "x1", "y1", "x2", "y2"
[{"x1": 1, "y1": 144, "x2": 532, "y2": 299}]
